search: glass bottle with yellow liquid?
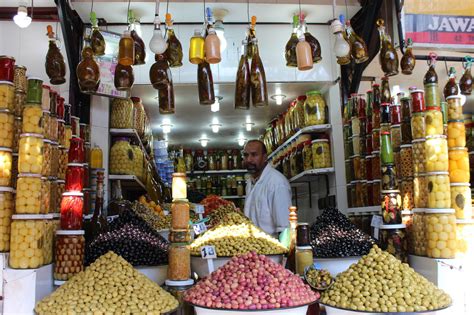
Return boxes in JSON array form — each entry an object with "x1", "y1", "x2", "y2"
[
  {"x1": 346, "y1": 20, "x2": 369, "y2": 64},
  {"x1": 118, "y1": 30, "x2": 135, "y2": 66},
  {"x1": 165, "y1": 13, "x2": 183, "y2": 68},
  {"x1": 90, "y1": 145, "x2": 103, "y2": 169},
  {"x1": 90, "y1": 11, "x2": 105, "y2": 56},
  {"x1": 189, "y1": 29, "x2": 205, "y2": 65}
]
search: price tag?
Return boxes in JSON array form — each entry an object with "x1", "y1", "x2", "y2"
[
  {"x1": 194, "y1": 204, "x2": 205, "y2": 214},
  {"x1": 201, "y1": 245, "x2": 217, "y2": 259},
  {"x1": 371, "y1": 215, "x2": 383, "y2": 228},
  {"x1": 193, "y1": 222, "x2": 208, "y2": 235}
]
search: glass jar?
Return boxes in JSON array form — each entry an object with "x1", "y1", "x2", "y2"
[
  {"x1": 456, "y1": 220, "x2": 474, "y2": 259},
  {"x1": 0, "y1": 81, "x2": 14, "y2": 111},
  {"x1": 401, "y1": 119, "x2": 412, "y2": 145},
  {"x1": 372, "y1": 109, "x2": 381, "y2": 129},
  {"x1": 41, "y1": 111, "x2": 51, "y2": 140},
  {"x1": 60, "y1": 192, "x2": 84, "y2": 230},
  {"x1": 50, "y1": 142, "x2": 59, "y2": 178},
  {"x1": 54, "y1": 230, "x2": 85, "y2": 281},
  {"x1": 312, "y1": 139, "x2": 332, "y2": 169},
  {"x1": 16, "y1": 173, "x2": 42, "y2": 214},
  {"x1": 58, "y1": 146, "x2": 67, "y2": 180},
  {"x1": 18, "y1": 133, "x2": 43, "y2": 174},
  {"x1": 390, "y1": 104, "x2": 402, "y2": 125},
  {"x1": 411, "y1": 112, "x2": 425, "y2": 140},
  {"x1": 68, "y1": 137, "x2": 85, "y2": 164},
  {"x1": 425, "y1": 107, "x2": 444, "y2": 136},
  {"x1": 381, "y1": 103, "x2": 390, "y2": 124},
  {"x1": 413, "y1": 173, "x2": 428, "y2": 208},
  {"x1": 425, "y1": 135, "x2": 449, "y2": 172},
  {"x1": 400, "y1": 97, "x2": 411, "y2": 120},
  {"x1": 351, "y1": 117, "x2": 361, "y2": 136},
  {"x1": 295, "y1": 246, "x2": 314, "y2": 276},
  {"x1": 168, "y1": 244, "x2": 191, "y2": 281},
  {"x1": 450, "y1": 183, "x2": 472, "y2": 219},
  {"x1": 110, "y1": 98, "x2": 134, "y2": 129},
  {"x1": 425, "y1": 208, "x2": 457, "y2": 258},
  {"x1": 0, "y1": 147, "x2": 12, "y2": 186},
  {"x1": 353, "y1": 180, "x2": 363, "y2": 207},
  {"x1": 0, "y1": 187, "x2": 14, "y2": 251},
  {"x1": 65, "y1": 163, "x2": 84, "y2": 192},
  {"x1": 14, "y1": 90, "x2": 26, "y2": 117},
  {"x1": 381, "y1": 189, "x2": 402, "y2": 224},
  {"x1": 371, "y1": 129, "x2": 380, "y2": 152},
  {"x1": 446, "y1": 96, "x2": 463, "y2": 120},
  {"x1": 40, "y1": 177, "x2": 51, "y2": 214},
  {"x1": 424, "y1": 83, "x2": 440, "y2": 108},
  {"x1": 302, "y1": 140, "x2": 313, "y2": 171},
  {"x1": 55, "y1": 180, "x2": 65, "y2": 212},
  {"x1": 64, "y1": 125, "x2": 72, "y2": 149},
  {"x1": 57, "y1": 119, "x2": 65, "y2": 146},
  {"x1": 11, "y1": 116, "x2": 21, "y2": 153},
  {"x1": 381, "y1": 164, "x2": 398, "y2": 190},
  {"x1": 48, "y1": 179, "x2": 57, "y2": 213},
  {"x1": 350, "y1": 135, "x2": 362, "y2": 156},
  {"x1": 400, "y1": 144, "x2": 414, "y2": 178},
  {"x1": 72, "y1": 116, "x2": 80, "y2": 137},
  {"x1": 26, "y1": 77, "x2": 43, "y2": 104},
  {"x1": 412, "y1": 209, "x2": 426, "y2": 256},
  {"x1": 41, "y1": 85, "x2": 51, "y2": 111},
  {"x1": 12, "y1": 66, "x2": 26, "y2": 93},
  {"x1": 9, "y1": 214, "x2": 46, "y2": 269},
  {"x1": 410, "y1": 89, "x2": 425, "y2": 113},
  {"x1": 0, "y1": 56, "x2": 15, "y2": 82},
  {"x1": 379, "y1": 224, "x2": 408, "y2": 263},
  {"x1": 41, "y1": 139, "x2": 52, "y2": 177},
  {"x1": 22, "y1": 104, "x2": 43, "y2": 134},
  {"x1": 350, "y1": 155, "x2": 362, "y2": 180},
  {"x1": 447, "y1": 120, "x2": 466, "y2": 148},
  {"x1": 448, "y1": 147, "x2": 469, "y2": 183},
  {"x1": 427, "y1": 172, "x2": 451, "y2": 208},
  {"x1": 390, "y1": 124, "x2": 402, "y2": 150},
  {"x1": 412, "y1": 138, "x2": 425, "y2": 174},
  {"x1": 110, "y1": 138, "x2": 134, "y2": 175},
  {"x1": 401, "y1": 178, "x2": 414, "y2": 210},
  {"x1": 303, "y1": 91, "x2": 327, "y2": 126},
  {"x1": 372, "y1": 152, "x2": 381, "y2": 180},
  {"x1": 50, "y1": 115, "x2": 58, "y2": 142},
  {"x1": 366, "y1": 155, "x2": 373, "y2": 181}
]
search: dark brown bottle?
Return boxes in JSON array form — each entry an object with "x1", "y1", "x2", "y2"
[
  {"x1": 149, "y1": 53, "x2": 171, "y2": 89},
  {"x1": 401, "y1": 38, "x2": 416, "y2": 75},
  {"x1": 444, "y1": 67, "x2": 459, "y2": 99},
  {"x1": 76, "y1": 45, "x2": 100, "y2": 93},
  {"x1": 377, "y1": 19, "x2": 398, "y2": 76},
  {"x1": 158, "y1": 83, "x2": 175, "y2": 114},
  {"x1": 301, "y1": 17, "x2": 322, "y2": 63},
  {"x1": 90, "y1": 12, "x2": 105, "y2": 56},
  {"x1": 285, "y1": 15, "x2": 299, "y2": 67},
  {"x1": 131, "y1": 24, "x2": 146, "y2": 65},
  {"x1": 346, "y1": 20, "x2": 369, "y2": 64},
  {"x1": 424, "y1": 53, "x2": 438, "y2": 84},
  {"x1": 114, "y1": 63, "x2": 134, "y2": 91},
  {"x1": 235, "y1": 41, "x2": 251, "y2": 110},
  {"x1": 372, "y1": 83, "x2": 381, "y2": 112},
  {"x1": 165, "y1": 13, "x2": 183, "y2": 68},
  {"x1": 45, "y1": 25, "x2": 66, "y2": 85},
  {"x1": 381, "y1": 76, "x2": 391, "y2": 103},
  {"x1": 197, "y1": 61, "x2": 215, "y2": 105},
  {"x1": 107, "y1": 180, "x2": 131, "y2": 217},
  {"x1": 246, "y1": 16, "x2": 257, "y2": 59},
  {"x1": 85, "y1": 171, "x2": 108, "y2": 244},
  {"x1": 460, "y1": 61, "x2": 473, "y2": 95},
  {"x1": 250, "y1": 38, "x2": 268, "y2": 107}
]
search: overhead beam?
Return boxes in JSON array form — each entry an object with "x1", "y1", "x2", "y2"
[{"x1": 0, "y1": 7, "x2": 59, "y2": 22}]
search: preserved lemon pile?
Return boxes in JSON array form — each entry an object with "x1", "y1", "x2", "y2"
[
  {"x1": 321, "y1": 245, "x2": 451, "y2": 312},
  {"x1": 35, "y1": 251, "x2": 178, "y2": 315},
  {"x1": 190, "y1": 218, "x2": 288, "y2": 256}
]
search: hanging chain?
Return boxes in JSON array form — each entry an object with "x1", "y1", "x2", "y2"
[
  {"x1": 126, "y1": 0, "x2": 131, "y2": 24},
  {"x1": 31, "y1": 0, "x2": 34, "y2": 19},
  {"x1": 247, "y1": 0, "x2": 250, "y2": 25},
  {"x1": 204, "y1": 0, "x2": 206, "y2": 24},
  {"x1": 298, "y1": 0, "x2": 302, "y2": 20},
  {"x1": 90, "y1": 0, "x2": 94, "y2": 15},
  {"x1": 166, "y1": 0, "x2": 169, "y2": 14},
  {"x1": 344, "y1": 0, "x2": 348, "y2": 20}
]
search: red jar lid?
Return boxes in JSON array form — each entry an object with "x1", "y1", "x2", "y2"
[{"x1": 427, "y1": 106, "x2": 441, "y2": 111}]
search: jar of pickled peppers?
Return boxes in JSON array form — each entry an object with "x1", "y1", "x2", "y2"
[{"x1": 60, "y1": 192, "x2": 84, "y2": 230}]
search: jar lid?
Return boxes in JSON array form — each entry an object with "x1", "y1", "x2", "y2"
[
  {"x1": 410, "y1": 89, "x2": 424, "y2": 94},
  {"x1": 372, "y1": 150, "x2": 380, "y2": 154},
  {"x1": 0, "y1": 109, "x2": 12, "y2": 114},
  {"x1": 366, "y1": 155, "x2": 374, "y2": 158},
  {"x1": 306, "y1": 90, "x2": 321, "y2": 96},
  {"x1": 67, "y1": 163, "x2": 85, "y2": 167},
  {"x1": 43, "y1": 139, "x2": 52, "y2": 144},
  {"x1": 456, "y1": 219, "x2": 474, "y2": 224},
  {"x1": 349, "y1": 155, "x2": 361, "y2": 158},
  {"x1": 14, "y1": 116, "x2": 22, "y2": 121},
  {"x1": 401, "y1": 177, "x2": 414, "y2": 181},
  {"x1": 54, "y1": 280, "x2": 66, "y2": 286},
  {"x1": 426, "y1": 171, "x2": 449, "y2": 175},
  {"x1": 42, "y1": 110, "x2": 51, "y2": 115},
  {"x1": 367, "y1": 180, "x2": 374, "y2": 184},
  {"x1": 411, "y1": 138, "x2": 426, "y2": 143},
  {"x1": 379, "y1": 224, "x2": 406, "y2": 229},
  {"x1": 414, "y1": 173, "x2": 427, "y2": 177},
  {"x1": 51, "y1": 213, "x2": 60, "y2": 219},
  {"x1": 446, "y1": 95, "x2": 461, "y2": 100},
  {"x1": 424, "y1": 208, "x2": 455, "y2": 214},
  {"x1": 413, "y1": 208, "x2": 425, "y2": 213},
  {"x1": 401, "y1": 210, "x2": 413, "y2": 215},
  {"x1": 12, "y1": 214, "x2": 51, "y2": 220},
  {"x1": 20, "y1": 133, "x2": 44, "y2": 138},
  {"x1": 360, "y1": 180, "x2": 368, "y2": 183},
  {"x1": 42, "y1": 84, "x2": 50, "y2": 89},
  {"x1": 57, "y1": 119, "x2": 65, "y2": 123},
  {"x1": 0, "y1": 81, "x2": 14, "y2": 86},
  {"x1": 79, "y1": 123, "x2": 87, "y2": 126},
  {"x1": 381, "y1": 102, "x2": 390, "y2": 106},
  {"x1": 470, "y1": 151, "x2": 474, "y2": 155},
  {"x1": 448, "y1": 147, "x2": 468, "y2": 152},
  {"x1": 0, "y1": 187, "x2": 14, "y2": 193},
  {"x1": 0, "y1": 147, "x2": 12, "y2": 152},
  {"x1": 447, "y1": 119, "x2": 464, "y2": 123},
  {"x1": 56, "y1": 230, "x2": 85, "y2": 235},
  {"x1": 51, "y1": 141, "x2": 59, "y2": 146},
  {"x1": 381, "y1": 131, "x2": 390, "y2": 135},
  {"x1": 425, "y1": 135, "x2": 447, "y2": 140},
  {"x1": 0, "y1": 55, "x2": 15, "y2": 60},
  {"x1": 373, "y1": 179, "x2": 381, "y2": 183},
  {"x1": 400, "y1": 144, "x2": 413, "y2": 149},
  {"x1": 27, "y1": 77, "x2": 43, "y2": 81},
  {"x1": 296, "y1": 245, "x2": 313, "y2": 250},
  {"x1": 426, "y1": 106, "x2": 441, "y2": 111},
  {"x1": 56, "y1": 179, "x2": 66, "y2": 184},
  {"x1": 390, "y1": 124, "x2": 401, "y2": 128},
  {"x1": 165, "y1": 279, "x2": 194, "y2": 287},
  {"x1": 372, "y1": 128, "x2": 381, "y2": 132},
  {"x1": 18, "y1": 173, "x2": 42, "y2": 178},
  {"x1": 400, "y1": 96, "x2": 411, "y2": 101},
  {"x1": 62, "y1": 192, "x2": 84, "y2": 197},
  {"x1": 350, "y1": 180, "x2": 360, "y2": 184},
  {"x1": 311, "y1": 139, "x2": 329, "y2": 143},
  {"x1": 381, "y1": 189, "x2": 401, "y2": 193},
  {"x1": 450, "y1": 183, "x2": 470, "y2": 187}
]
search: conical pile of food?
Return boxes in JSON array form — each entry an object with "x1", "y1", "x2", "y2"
[{"x1": 35, "y1": 252, "x2": 178, "y2": 314}]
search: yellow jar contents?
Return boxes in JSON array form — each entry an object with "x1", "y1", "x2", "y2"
[
  {"x1": 0, "y1": 110, "x2": 14, "y2": 148},
  {"x1": 9, "y1": 216, "x2": 46, "y2": 269},
  {"x1": 312, "y1": 139, "x2": 332, "y2": 168},
  {"x1": 390, "y1": 124, "x2": 402, "y2": 150},
  {"x1": 427, "y1": 172, "x2": 451, "y2": 208},
  {"x1": 12, "y1": 117, "x2": 21, "y2": 152},
  {"x1": 50, "y1": 143, "x2": 59, "y2": 178},
  {"x1": 22, "y1": 104, "x2": 43, "y2": 134},
  {"x1": 49, "y1": 115, "x2": 58, "y2": 142},
  {"x1": 18, "y1": 133, "x2": 44, "y2": 174},
  {"x1": 42, "y1": 111, "x2": 51, "y2": 139},
  {"x1": 411, "y1": 112, "x2": 425, "y2": 139},
  {"x1": 450, "y1": 183, "x2": 472, "y2": 219},
  {"x1": 303, "y1": 91, "x2": 327, "y2": 126},
  {"x1": 424, "y1": 136, "x2": 449, "y2": 172},
  {"x1": 447, "y1": 120, "x2": 466, "y2": 148},
  {"x1": 412, "y1": 139, "x2": 426, "y2": 174},
  {"x1": 43, "y1": 219, "x2": 56, "y2": 265},
  {"x1": 131, "y1": 145, "x2": 144, "y2": 181},
  {"x1": 412, "y1": 210, "x2": 426, "y2": 256},
  {"x1": 110, "y1": 138, "x2": 135, "y2": 175},
  {"x1": 58, "y1": 147, "x2": 68, "y2": 180},
  {"x1": 16, "y1": 174, "x2": 42, "y2": 214},
  {"x1": 40, "y1": 177, "x2": 51, "y2": 214},
  {"x1": 351, "y1": 135, "x2": 362, "y2": 155},
  {"x1": 0, "y1": 147, "x2": 12, "y2": 186},
  {"x1": 0, "y1": 188, "x2": 14, "y2": 251},
  {"x1": 399, "y1": 145, "x2": 413, "y2": 178},
  {"x1": 295, "y1": 246, "x2": 313, "y2": 276},
  {"x1": 64, "y1": 125, "x2": 72, "y2": 149},
  {"x1": 425, "y1": 209, "x2": 457, "y2": 259},
  {"x1": 41, "y1": 140, "x2": 51, "y2": 177},
  {"x1": 446, "y1": 96, "x2": 463, "y2": 120},
  {"x1": 456, "y1": 220, "x2": 474, "y2": 258},
  {"x1": 49, "y1": 179, "x2": 57, "y2": 213},
  {"x1": 448, "y1": 147, "x2": 470, "y2": 183},
  {"x1": 302, "y1": 141, "x2": 313, "y2": 170},
  {"x1": 425, "y1": 108, "x2": 444, "y2": 136},
  {"x1": 0, "y1": 81, "x2": 15, "y2": 111},
  {"x1": 401, "y1": 179, "x2": 414, "y2": 210},
  {"x1": 414, "y1": 174, "x2": 428, "y2": 208},
  {"x1": 110, "y1": 98, "x2": 134, "y2": 129},
  {"x1": 90, "y1": 145, "x2": 103, "y2": 169}
]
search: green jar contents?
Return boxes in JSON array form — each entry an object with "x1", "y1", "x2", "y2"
[
  {"x1": 424, "y1": 83, "x2": 440, "y2": 108},
  {"x1": 303, "y1": 91, "x2": 327, "y2": 126},
  {"x1": 381, "y1": 131, "x2": 394, "y2": 165},
  {"x1": 311, "y1": 139, "x2": 332, "y2": 168},
  {"x1": 302, "y1": 140, "x2": 313, "y2": 170},
  {"x1": 26, "y1": 77, "x2": 43, "y2": 104}
]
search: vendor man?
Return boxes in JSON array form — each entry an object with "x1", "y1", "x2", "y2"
[{"x1": 243, "y1": 140, "x2": 292, "y2": 237}]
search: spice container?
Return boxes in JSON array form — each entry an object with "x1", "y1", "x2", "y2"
[
  {"x1": 312, "y1": 139, "x2": 332, "y2": 168},
  {"x1": 379, "y1": 224, "x2": 407, "y2": 263},
  {"x1": 0, "y1": 187, "x2": 14, "y2": 251},
  {"x1": 414, "y1": 173, "x2": 428, "y2": 208},
  {"x1": 58, "y1": 146, "x2": 67, "y2": 180},
  {"x1": 0, "y1": 147, "x2": 12, "y2": 186},
  {"x1": 448, "y1": 147, "x2": 469, "y2": 183},
  {"x1": 0, "y1": 81, "x2": 14, "y2": 111},
  {"x1": 411, "y1": 112, "x2": 425, "y2": 139},
  {"x1": 302, "y1": 140, "x2": 312, "y2": 171},
  {"x1": 381, "y1": 164, "x2": 398, "y2": 190},
  {"x1": 372, "y1": 152, "x2": 381, "y2": 179},
  {"x1": 110, "y1": 98, "x2": 134, "y2": 129},
  {"x1": 427, "y1": 172, "x2": 451, "y2": 208},
  {"x1": 401, "y1": 178, "x2": 414, "y2": 210},
  {"x1": 390, "y1": 124, "x2": 402, "y2": 149},
  {"x1": 60, "y1": 192, "x2": 84, "y2": 230},
  {"x1": 168, "y1": 244, "x2": 191, "y2": 280},
  {"x1": 410, "y1": 89, "x2": 425, "y2": 113},
  {"x1": 65, "y1": 163, "x2": 84, "y2": 192},
  {"x1": 303, "y1": 91, "x2": 327, "y2": 126},
  {"x1": 54, "y1": 230, "x2": 85, "y2": 281},
  {"x1": 425, "y1": 107, "x2": 444, "y2": 136},
  {"x1": 399, "y1": 144, "x2": 414, "y2": 178},
  {"x1": 425, "y1": 208, "x2": 457, "y2": 259},
  {"x1": 381, "y1": 189, "x2": 402, "y2": 224},
  {"x1": 9, "y1": 214, "x2": 47, "y2": 269},
  {"x1": 456, "y1": 219, "x2": 474, "y2": 258},
  {"x1": 412, "y1": 209, "x2": 426, "y2": 256},
  {"x1": 401, "y1": 119, "x2": 412, "y2": 145},
  {"x1": 40, "y1": 177, "x2": 51, "y2": 214},
  {"x1": 22, "y1": 104, "x2": 43, "y2": 134},
  {"x1": 447, "y1": 120, "x2": 466, "y2": 148},
  {"x1": 446, "y1": 96, "x2": 463, "y2": 120},
  {"x1": 412, "y1": 138, "x2": 426, "y2": 174},
  {"x1": 0, "y1": 56, "x2": 15, "y2": 82},
  {"x1": 450, "y1": 183, "x2": 472, "y2": 219},
  {"x1": 18, "y1": 133, "x2": 44, "y2": 174},
  {"x1": 425, "y1": 135, "x2": 449, "y2": 172}
]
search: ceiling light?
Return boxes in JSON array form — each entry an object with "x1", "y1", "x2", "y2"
[
  {"x1": 199, "y1": 135, "x2": 210, "y2": 147},
  {"x1": 210, "y1": 122, "x2": 222, "y2": 133},
  {"x1": 270, "y1": 88, "x2": 287, "y2": 105},
  {"x1": 14, "y1": 4, "x2": 32, "y2": 28},
  {"x1": 238, "y1": 138, "x2": 247, "y2": 146},
  {"x1": 211, "y1": 100, "x2": 220, "y2": 112},
  {"x1": 243, "y1": 122, "x2": 255, "y2": 131},
  {"x1": 160, "y1": 118, "x2": 173, "y2": 134},
  {"x1": 213, "y1": 9, "x2": 228, "y2": 52}
]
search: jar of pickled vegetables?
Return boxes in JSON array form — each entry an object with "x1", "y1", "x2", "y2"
[
  {"x1": 411, "y1": 112, "x2": 425, "y2": 140},
  {"x1": 68, "y1": 137, "x2": 85, "y2": 164},
  {"x1": 455, "y1": 219, "x2": 474, "y2": 258},
  {"x1": 425, "y1": 135, "x2": 449, "y2": 172},
  {"x1": 410, "y1": 89, "x2": 425, "y2": 113},
  {"x1": 401, "y1": 119, "x2": 412, "y2": 145},
  {"x1": 424, "y1": 208, "x2": 457, "y2": 258},
  {"x1": 303, "y1": 91, "x2": 327, "y2": 126},
  {"x1": 18, "y1": 133, "x2": 43, "y2": 174},
  {"x1": 365, "y1": 155, "x2": 373, "y2": 181},
  {"x1": 54, "y1": 230, "x2": 85, "y2": 281},
  {"x1": 390, "y1": 124, "x2": 402, "y2": 149},
  {"x1": 412, "y1": 138, "x2": 425, "y2": 174},
  {"x1": 50, "y1": 115, "x2": 58, "y2": 142},
  {"x1": 50, "y1": 142, "x2": 59, "y2": 178},
  {"x1": 302, "y1": 140, "x2": 312, "y2": 171},
  {"x1": 399, "y1": 144, "x2": 414, "y2": 178},
  {"x1": 427, "y1": 172, "x2": 451, "y2": 208},
  {"x1": 393, "y1": 150, "x2": 401, "y2": 180},
  {"x1": 372, "y1": 152, "x2": 381, "y2": 180},
  {"x1": 41, "y1": 85, "x2": 50, "y2": 111},
  {"x1": 12, "y1": 116, "x2": 21, "y2": 152},
  {"x1": 14, "y1": 90, "x2": 26, "y2": 116},
  {"x1": 381, "y1": 103, "x2": 390, "y2": 124},
  {"x1": 16, "y1": 173, "x2": 42, "y2": 214},
  {"x1": 372, "y1": 109, "x2": 381, "y2": 129},
  {"x1": 110, "y1": 98, "x2": 134, "y2": 129},
  {"x1": 0, "y1": 109, "x2": 14, "y2": 148},
  {"x1": 413, "y1": 173, "x2": 428, "y2": 208},
  {"x1": 381, "y1": 189, "x2": 402, "y2": 224},
  {"x1": 312, "y1": 139, "x2": 332, "y2": 169},
  {"x1": 90, "y1": 145, "x2": 103, "y2": 169},
  {"x1": 40, "y1": 177, "x2": 51, "y2": 214},
  {"x1": 350, "y1": 135, "x2": 362, "y2": 156},
  {"x1": 55, "y1": 180, "x2": 65, "y2": 212},
  {"x1": 447, "y1": 120, "x2": 466, "y2": 148},
  {"x1": 345, "y1": 160, "x2": 352, "y2": 183},
  {"x1": 79, "y1": 123, "x2": 90, "y2": 143},
  {"x1": 353, "y1": 180, "x2": 363, "y2": 207},
  {"x1": 168, "y1": 243, "x2": 191, "y2": 281},
  {"x1": 9, "y1": 214, "x2": 47, "y2": 269},
  {"x1": 131, "y1": 97, "x2": 146, "y2": 138},
  {"x1": 381, "y1": 164, "x2": 398, "y2": 190},
  {"x1": 379, "y1": 224, "x2": 408, "y2": 263},
  {"x1": 0, "y1": 81, "x2": 14, "y2": 111},
  {"x1": 350, "y1": 155, "x2": 362, "y2": 180},
  {"x1": 0, "y1": 187, "x2": 14, "y2": 251},
  {"x1": 42, "y1": 111, "x2": 51, "y2": 139},
  {"x1": 13, "y1": 66, "x2": 27, "y2": 92},
  {"x1": 400, "y1": 97, "x2": 411, "y2": 120},
  {"x1": 58, "y1": 146, "x2": 67, "y2": 180},
  {"x1": 401, "y1": 178, "x2": 414, "y2": 210},
  {"x1": 367, "y1": 181, "x2": 374, "y2": 206},
  {"x1": 49, "y1": 179, "x2": 57, "y2": 213},
  {"x1": 425, "y1": 107, "x2": 444, "y2": 137},
  {"x1": 446, "y1": 96, "x2": 463, "y2": 120},
  {"x1": 65, "y1": 163, "x2": 84, "y2": 192},
  {"x1": 60, "y1": 192, "x2": 84, "y2": 230},
  {"x1": 351, "y1": 117, "x2": 361, "y2": 136},
  {"x1": 372, "y1": 129, "x2": 380, "y2": 151},
  {"x1": 373, "y1": 179, "x2": 381, "y2": 203},
  {"x1": 131, "y1": 145, "x2": 144, "y2": 180},
  {"x1": 41, "y1": 139, "x2": 52, "y2": 177},
  {"x1": 412, "y1": 209, "x2": 426, "y2": 256},
  {"x1": 22, "y1": 104, "x2": 43, "y2": 134},
  {"x1": 0, "y1": 147, "x2": 12, "y2": 186},
  {"x1": 448, "y1": 147, "x2": 469, "y2": 183},
  {"x1": 450, "y1": 183, "x2": 472, "y2": 219},
  {"x1": 390, "y1": 104, "x2": 402, "y2": 125},
  {"x1": 110, "y1": 137, "x2": 135, "y2": 175}
]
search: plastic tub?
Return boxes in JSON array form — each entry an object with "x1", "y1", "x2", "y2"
[{"x1": 312, "y1": 256, "x2": 361, "y2": 276}]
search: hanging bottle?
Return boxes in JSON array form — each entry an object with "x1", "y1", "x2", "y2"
[
  {"x1": 381, "y1": 76, "x2": 391, "y2": 103},
  {"x1": 129, "y1": 11, "x2": 146, "y2": 66},
  {"x1": 346, "y1": 20, "x2": 369, "y2": 64},
  {"x1": 377, "y1": 19, "x2": 399, "y2": 76},
  {"x1": 331, "y1": 16, "x2": 351, "y2": 65},
  {"x1": 400, "y1": 38, "x2": 415, "y2": 75},
  {"x1": 45, "y1": 25, "x2": 66, "y2": 85},
  {"x1": 301, "y1": 14, "x2": 322, "y2": 63},
  {"x1": 158, "y1": 83, "x2": 175, "y2": 114},
  {"x1": 165, "y1": 13, "x2": 183, "y2": 68},
  {"x1": 114, "y1": 63, "x2": 134, "y2": 91},
  {"x1": 246, "y1": 16, "x2": 257, "y2": 59},
  {"x1": 89, "y1": 11, "x2": 105, "y2": 56},
  {"x1": 424, "y1": 53, "x2": 438, "y2": 84},
  {"x1": 197, "y1": 61, "x2": 215, "y2": 105},
  {"x1": 285, "y1": 15, "x2": 299, "y2": 67},
  {"x1": 189, "y1": 29, "x2": 205, "y2": 65},
  {"x1": 460, "y1": 57, "x2": 473, "y2": 95},
  {"x1": 296, "y1": 34, "x2": 313, "y2": 71},
  {"x1": 85, "y1": 171, "x2": 108, "y2": 244},
  {"x1": 118, "y1": 29, "x2": 135, "y2": 66},
  {"x1": 250, "y1": 38, "x2": 268, "y2": 107},
  {"x1": 235, "y1": 41, "x2": 251, "y2": 110},
  {"x1": 444, "y1": 67, "x2": 459, "y2": 99},
  {"x1": 205, "y1": 27, "x2": 221, "y2": 64},
  {"x1": 76, "y1": 41, "x2": 100, "y2": 93},
  {"x1": 150, "y1": 53, "x2": 171, "y2": 89}
]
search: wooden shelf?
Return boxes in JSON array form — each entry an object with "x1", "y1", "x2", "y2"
[
  {"x1": 186, "y1": 169, "x2": 247, "y2": 175},
  {"x1": 221, "y1": 195, "x2": 246, "y2": 199},
  {"x1": 289, "y1": 168, "x2": 335, "y2": 183},
  {"x1": 108, "y1": 174, "x2": 146, "y2": 191},
  {"x1": 346, "y1": 206, "x2": 380, "y2": 213},
  {"x1": 109, "y1": 128, "x2": 151, "y2": 161}
]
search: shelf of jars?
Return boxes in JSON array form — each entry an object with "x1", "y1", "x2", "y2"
[
  {"x1": 346, "y1": 205, "x2": 380, "y2": 214},
  {"x1": 267, "y1": 124, "x2": 332, "y2": 160},
  {"x1": 289, "y1": 167, "x2": 335, "y2": 183},
  {"x1": 221, "y1": 195, "x2": 246, "y2": 199},
  {"x1": 186, "y1": 169, "x2": 247, "y2": 175},
  {"x1": 108, "y1": 175, "x2": 146, "y2": 191},
  {"x1": 109, "y1": 128, "x2": 150, "y2": 160}
]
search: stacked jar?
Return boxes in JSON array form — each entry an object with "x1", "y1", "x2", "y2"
[{"x1": 399, "y1": 97, "x2": 415, "y2": 211}]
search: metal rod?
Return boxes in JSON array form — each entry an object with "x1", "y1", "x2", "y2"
[{"x1": 101, "y1": 21, "x2": 330, "y2": 26}]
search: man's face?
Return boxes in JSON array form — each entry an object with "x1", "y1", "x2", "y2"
[{"x1": 243, "y1": 142, "x2": 267, "y2": 174}]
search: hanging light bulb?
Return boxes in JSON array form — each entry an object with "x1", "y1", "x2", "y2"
[
  {"x1": 199, "y1": 135, "x2": 210, "y2": 147},
  {"x1": 243, "y1": 122, "x2": 255, "y2": 131},
  {"x1": 238, "y1": 138, "x2": 247, "y2": 146},
  {"x1": 13, "y1": 3, "x2": 32, "y2": 28},
  {"x1": 211, "y1": 99, "x2": 220, "y2": 112},
  {"x1": 149, "y1": 0, "x2": 168, "y2": 54},
  {"x1": 160, "y1": 118, "x2": 173, "y2": 134},
  {"x1": 330, "y1": 18, "x2": 351, "y2": 65},
  {"x1": 270, "y1": 87, "x2": 287, "y2": 105}
]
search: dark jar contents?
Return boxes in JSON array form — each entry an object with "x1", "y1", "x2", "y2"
[
  {"x1": 114, "y1": 63, "x2": 134, "y2": 91},
  {"x1": 76, "y1": 46, "x2": 100, "y2": 93},
  {"x1": 150, "y1": 54, "x2": 171, "y2": 89},
  {"x1": 460, "y1": 63, "x2": 473, "y2": 95},
  {"x1": 379, "y1": 224, "x2": 408, "y2": 263},
  {"x1": 197, "y1": 61, "x2": 215, "y2": 105},
  {"x1": 381, "y1": 190, "x2": 402, "y2": 224},
  {"x1": 45, "y1": 25, "x2": 66, "y2": 85},
  {"x1": 296, "y1": 223, "x2": 310, "y2": 246},
  {"x1": 234, "y1": 42, "x2": 251, "y2": 110},
  {"x1": 158, "y1": 83, "x2": 175, "y2": 114},
  {"x1": 0, "y1": 55, "x2": 15, "y2": 82},
  {"x1": 401, "y1": 38, "x2": 416, "y2": 75},
  {"x1": 250, "y1": 38, "x2": 268, "y2": 107}
]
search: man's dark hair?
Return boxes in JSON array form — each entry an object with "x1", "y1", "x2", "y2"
[{"x1": 245, "y1": 139, "x2": 267, "y2": 155}]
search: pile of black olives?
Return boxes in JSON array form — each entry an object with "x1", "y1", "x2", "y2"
[{"x1": 310, "y1": 208, "x2": 374, "y2": 258}]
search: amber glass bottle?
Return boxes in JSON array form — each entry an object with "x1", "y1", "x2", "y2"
[
  {"x1": 76, "y1": 43, "x2": 100, "y2": 93},
  {"x1": 460, "y1": 59, "x2": 473, "y2": 95},
  {"x1": 401, "y1": 38, "x2": 416, "y2": 75},
  {"x1": 444, "y1": 67, "x2": 459, "y2": 98},
  {"x1": 246, "y1": 16, "x2": 257, "y2": 59},
  {"x1": 424, "y1": 53, "x2": 438, "y2": 84},
  {"x1": 377, "y1": 19, "x2": 398, "y2": 76},
  {"x1": 118, "y1": 30, "x2": 135, "y2": 66},
  {"x1": 197, "y1": 61, "x2": 215, "y2": 105},
  {"x1": 235, "y1": 41, "x2": 251, "y2": 110},
  {"x1": 346, "y1": 20, "x2": 368, "y2": 64},
  {"x1": 165, "y1": 13, "x2": 183, "y2": 68},
  {"x1": 149, "y1": 53, "x2": 171, "y2": 89},
  {"x1": 250, "y1": 38, "x2": 268, "y2": 107},
  {"x1": 114, "y1": 63, "x2": 134, "y2": 91},
  {"x1": 45, "y1": 25, "x2": 66, "y2": 85},
  {"x1": 158, "y1": 83, "x2": 175, "y2": 114},
  {"x1": 90, "y1": 12, "x2": 105, "y2": 56},
  {"x1": 285, "y1": 15, "x2": 299, "y2": 67},
  {"x1": 381, "y1": 76, "x2": 391, "y2": 103},
  {"x1": 130, "y1": 22, "x2": 146, "y2": 65}
]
